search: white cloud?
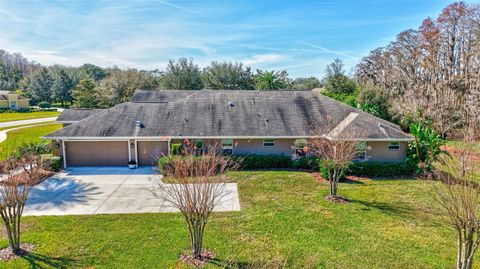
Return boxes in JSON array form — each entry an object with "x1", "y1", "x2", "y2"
[{"x1": 243, "y1": 54, "x2": 285, "y2": 65}]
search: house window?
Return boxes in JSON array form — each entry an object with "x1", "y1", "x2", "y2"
[
  {"x1": 263, "y1": 139, "x2": 275, "y2": 147},
  {"x1": 355, "y1": 142, "x2": 367, "y2": 161},
  {"x1": 221, "y1": 139, "x2": 233, "y2": 154},
  {"x1": 294, "y1": 139, "x2": 307, "y2": 157},
  {"x1": 388, "y1": 142, "x2": 400, "y2": 151}
]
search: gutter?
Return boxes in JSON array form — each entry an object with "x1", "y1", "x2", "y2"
[{"x1": 42, "y1": 135, "x2": 415, "y2": 142}]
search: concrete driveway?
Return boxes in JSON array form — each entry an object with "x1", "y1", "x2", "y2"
[{"x1": 24, "y1": 167, "x2": 240, "y2": 216}]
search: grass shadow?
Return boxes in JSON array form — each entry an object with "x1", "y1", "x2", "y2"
[
  {"x1": 349, "y1": 199, "x2": 414, "y2": 217},
  {"x1": 21, "y1": 252, "x2": 78, "y2": 269},
  {"x1": 340, "y1": 178, "x2": 365, "y2": 184},
  {"x1": 209, "y1": 257, "x2": 289, "y2": 268}
]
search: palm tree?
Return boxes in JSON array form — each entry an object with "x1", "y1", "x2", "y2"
[{"x1": 254, "y1": 70, "x2": 290, "y2": 90}]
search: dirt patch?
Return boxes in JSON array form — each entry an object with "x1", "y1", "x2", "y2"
[
  {"x1": 179, "y1": 250, "x2": 214, "y2": 267},
  {"x1": 325, "y1": 195, "x2": 350, "y2": 204},
  {"x1": 0, "y1": 243, "x2": 36, "y2": 261},
  {"x1": 443, "y1": 145, "x2": 480, "y2": 162}
]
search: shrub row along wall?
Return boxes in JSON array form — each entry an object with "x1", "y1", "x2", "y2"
[{"x1": 159, "y1": 155, "x2": 414, "y2": 177}]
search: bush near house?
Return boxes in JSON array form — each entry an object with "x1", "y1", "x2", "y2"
[
  {"x1": 159, "y1": 154, "x2": 414, "y2": 178},
  {"x1": 348, "y1": 162, "x2": 414, "y2": 177},
  {"x1": 232, "y1": 154, "x2": 293, "y2": 169},
  {"x1": 38, "y1": 101, "x2": 51, "y2": 109},
  {"x1": 41, "y1": 155, "x2": 63, "y2": 171}
]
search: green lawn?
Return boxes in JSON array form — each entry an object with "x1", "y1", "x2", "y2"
[
  {"x1": 0, "y1": 121, "x2": 56, "y2": 131},
  {"x1": 0, "y1": 123, "x2": 62, "y2": 160},
  {"x1": 1, "y1": 171, "x2": 456, "y2": 268},
  {"x1": 0, "y1": 111, "x2": 60, "y2": 123}
]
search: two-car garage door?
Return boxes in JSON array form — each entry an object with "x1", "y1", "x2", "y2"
[
  {"x1": 65, "y1": 141, "x2": 168, "y2": 167},
  {"x1": 66, "y1": 141, "x2": 128, "y2": 167}
]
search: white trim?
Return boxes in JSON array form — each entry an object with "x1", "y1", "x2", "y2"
[
  {"x1": 128, "y1": 141, "x2": 131, "y2": 162},
  {"x1": 43, "y1": 135, "x2": 414, "y2": 141},
  {"x1": 56, "y1": 121, "x2": 77, "y2": 123},
  {"x1": 134, "y1": 140, "x2": 138, "y2": 168},
  {"x1": 167, "y1": 140, "x2": 171, "y2": 156},
  {"x1": 62, "y1": 140, "x2": 67, "y2": 168}
]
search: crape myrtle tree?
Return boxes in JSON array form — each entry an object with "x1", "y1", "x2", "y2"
[
  {"x1": 433, "y1": 128, "x2": 480, "y2": 269},
  {"x1": 308, "y1": 135, "x2": 356, "y2": 201},
  {"x1": 0, "y1": 154, "x2": 48, "y2": 254},
  {"x1": 156, "y1": 142, "x2": 238, "y2": 261}
]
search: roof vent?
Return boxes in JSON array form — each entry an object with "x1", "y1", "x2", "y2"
[
  {"x1": 264, "y1": 119, "x2": 270, "y2": 124},
  {"x1": 227, "y1": 101, "x2": 234, "y2": 108},
  {"x1": 378, "y1": 123, "x2": 385, "y2": 128},
  {"x1": 136, "y1": 120, "x2": 142, "y2": 128}
]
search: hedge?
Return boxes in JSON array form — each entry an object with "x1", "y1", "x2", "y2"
[
  {"x1": 38, "y1": 101, "x2": 51, "y2": 109},
  {"x1": 348, "y1": 161, "x2": 414, "y2": 177},
  {"x1": 158, "y1": 154, "x2": 413, "y2": 178}
]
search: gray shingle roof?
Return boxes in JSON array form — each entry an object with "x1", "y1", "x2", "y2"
[
  {"x1": 56, "y1": 109, "x2": 103, "y2": 122},
  {"x1": 46, "y1": 90, "x2": 412, "y2": 141},
  {"x1": 132, "y1": 90, "x2": 196, "y2": 103}
]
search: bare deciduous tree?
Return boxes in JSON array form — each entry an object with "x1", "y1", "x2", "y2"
[
  {"x1": 433, "y1": 128, "x2": 480, "y2": 269},
  {"x1": 356, "y1": 2, "x2": 480, "y2": 135},
  {"x1": 0, "y1": 154, "x2": 47, "y2": 254},
  {"x1": 308, "y1": 137, "x2": 357, "y2": 201},
  {"x1": 156, "y1": 143, "x2": 237, "y2": 261}
]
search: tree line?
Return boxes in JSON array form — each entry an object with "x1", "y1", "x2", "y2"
[
  {"x1": 0, "y1": 51, "x2": 324, "y2": 108},
  {"x1": 355, "y1": 2, "x2": 480, "y2": 136}
]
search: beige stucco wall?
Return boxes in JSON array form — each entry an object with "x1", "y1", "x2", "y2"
[
  {"x1": 367, "y1": 141, "x2": 407, "y2": 162},
  {"x1": 233, "y1": 139, "x2": 295, "y2": 156},
  {"x1": 18, "y1": 99, "x2": 29, "y2": 108},
  {"x1": 0, "y1": 100, "x2": 8, "y2": 108},
  {"x1": 52, "y1": 140, "x2": 63, "y2": 157}
]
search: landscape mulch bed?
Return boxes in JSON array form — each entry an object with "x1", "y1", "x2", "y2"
[
  {"x1": 0, "y1": 243, "x2": 36, "y2": 261},
  {"x1": 179, "y1": 250, "x2": 214, "y2": 267}
]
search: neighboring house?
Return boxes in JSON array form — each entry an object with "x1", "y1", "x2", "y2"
[
  {"x1": 56, "y1": 108, "x2": 103, "y2": 127},
  {"x1": 45, "y1": 89, "x2": 413, "y2": 168},
  {"x1": 0, "y1": 90, "x2": 30, "y2": 110}
]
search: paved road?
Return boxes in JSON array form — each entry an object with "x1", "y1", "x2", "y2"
[
  {"x1": 0, "y1": 116, "x2": 58, "y2": 129},
  {"x1": 24, "y1": 167, "x2": 241, "y2": 216},
  {"x1": 0, "y1": 122, "x2": 57, "y2": 143}
]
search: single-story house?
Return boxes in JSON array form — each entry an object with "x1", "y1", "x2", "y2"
[
  {"x1": 0, "y1": 90, "x2": 30, "y2": 110},
  {"x1": 45, "y1": 89, "x2": 413, "y2": 168}
]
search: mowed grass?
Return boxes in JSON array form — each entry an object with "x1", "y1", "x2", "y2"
[
  {"x1": 0, "y1": 123, "x2": 62, "y2": 159},
  {"x1": 1, "y1": 171, "x2": 456, "y2": 268},
  {"x1": 0, "y1": 111, "x2": 60, "y2": 123},
  {"x1": 0, "y1": 121, "x2": 56, "y2": 131}
]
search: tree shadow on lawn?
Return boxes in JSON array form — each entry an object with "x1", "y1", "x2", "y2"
[
  {"x1": 349, "y1": 198, "x2": 435, "y2": 224},
  {"x1": 21, "y1": 252, "x2": 78, "y2": 269}
]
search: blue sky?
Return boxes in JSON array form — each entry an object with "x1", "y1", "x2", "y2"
[{"x1": 0, "y1": 0, "x2": 457, "y2": 78}]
